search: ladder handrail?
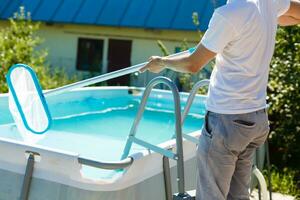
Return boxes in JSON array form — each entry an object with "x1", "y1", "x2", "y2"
[
  {"x1": 121, "y1": 76, "x2": 186, "y2": 195},
  {"x1": 181, "y1": 79, "x2": 210, "y2": 144},
  {"x1": 182, "y1": 79, "x2": 210, "y2": 124}
]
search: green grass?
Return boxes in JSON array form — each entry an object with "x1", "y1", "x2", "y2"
[{"x1": 264, "y1": 166, "x2": 300, "y2": 199}]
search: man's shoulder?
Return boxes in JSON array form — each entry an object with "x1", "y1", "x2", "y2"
[
  {"x1": 214, "y1": 0, "x2": 259, "y2": 30},
  {"x1": 216, "y1": 0, "x2": 258, "y2": 19}
]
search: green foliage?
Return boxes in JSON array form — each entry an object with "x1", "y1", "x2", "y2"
[
  {"x1": 0, "y1": 7, "x2": 76, "y2": 93},
  {"x1": 267, "y1": 26, "x2": 300, "y2": 170},
  {"x1": 157, "y1": 40, "x2": 170, "y2": 56},
  {"x1": 264, "y1": 166, "x2": 300, "y2": 198},
  {"x1": 192, "y1": 12, "x2": 203, "y2": 39}
]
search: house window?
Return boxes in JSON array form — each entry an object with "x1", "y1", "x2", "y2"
[{"x1": 76, "y1": 38, "x2": 104, "y2": 72}]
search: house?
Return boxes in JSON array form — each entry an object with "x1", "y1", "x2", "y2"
[{"x1": 0, "y1": 0, "x2": 226, "y2": 86}]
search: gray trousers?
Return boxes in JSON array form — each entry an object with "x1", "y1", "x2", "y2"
[{"x1": 196, "y1": 109, "x2": 269, "y2": 200}]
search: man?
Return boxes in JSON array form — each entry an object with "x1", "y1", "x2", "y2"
[{"x1": 140, "y1": 0, "x2": 300, "y2": 199}]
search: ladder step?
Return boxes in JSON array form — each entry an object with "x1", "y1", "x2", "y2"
[
  {"x1": 173, "y1": 190, "x2": 196, "y2": 200},
  {"x1": 186, "y1": 190, "x2": 196, "y2": 198},
  {"x1": 186, "y1": 190, "x2": 196, "y2": 200}
]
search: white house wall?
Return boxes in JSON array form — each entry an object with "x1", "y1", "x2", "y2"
[{"x1": 1, "y1": 22, "x2": 199, "y2": 86}]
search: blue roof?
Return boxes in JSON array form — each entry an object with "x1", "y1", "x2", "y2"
[{"x1": 0, "y1": 0, "x2": 226, "y2": 31}]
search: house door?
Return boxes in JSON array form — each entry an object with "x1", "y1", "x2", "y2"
[{"x1": 107, "y1": 39, "x2": 132, "y2": 86}]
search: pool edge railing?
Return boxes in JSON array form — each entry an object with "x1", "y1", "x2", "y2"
[{"x1": 78, "y1": 156, "x2": 133, "y2": 170}]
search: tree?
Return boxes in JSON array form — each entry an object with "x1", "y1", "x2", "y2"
[{"x1": 0, "y1": 7, "x2": 76, "y2": 93}]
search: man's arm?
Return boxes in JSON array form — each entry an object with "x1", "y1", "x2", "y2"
[
  {"x1": 139, "y1": 44, "x2": 216, "y2": 74},
  {"x1": 278, "y1": 0, "x2": 300, "y2": 26}
]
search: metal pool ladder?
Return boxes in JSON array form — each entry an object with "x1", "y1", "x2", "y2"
[{"x1": 121, "y1": 76, "x2": 192, "y2": 200}]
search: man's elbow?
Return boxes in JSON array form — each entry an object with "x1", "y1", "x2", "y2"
[
  {"x1": 187, "y1": 63, "x2": 202, "y2": 74},
  {"x1": 185, "y1": 44, "x2": 216, "y2": 73},
  {"x1": 278, "y1": 16, "x2": 300, "y2": 26}
]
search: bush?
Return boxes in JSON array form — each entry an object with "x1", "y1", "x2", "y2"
[
  {"x1": 267, "y1": 25, "x2": 300, "y2": 171},
  {"x1": 0, "y1": 7, "x2": 76, "y2": 93}
]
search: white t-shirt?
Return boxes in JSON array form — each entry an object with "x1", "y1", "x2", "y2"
[{"x1": 201, "y1": 0, "x2": 290, "y2": 114}]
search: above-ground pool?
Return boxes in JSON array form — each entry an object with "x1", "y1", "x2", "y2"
[{"x1": 0, "y1": 87, "x2": 206, "y2": 200}]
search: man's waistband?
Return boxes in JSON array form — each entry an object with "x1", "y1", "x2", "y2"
[{"x1": 207, "y1": 108, "x2": 267, "y2": 116}]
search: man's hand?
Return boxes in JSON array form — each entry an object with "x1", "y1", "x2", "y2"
[
  {"x1": 140, "y1": 56, "x2": 165, "y2": 73},
  {"x1": 279, "y1": 0, "x2": 300, "y2": 26}
]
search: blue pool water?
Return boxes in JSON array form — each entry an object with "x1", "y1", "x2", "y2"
[{"x1": 0, "y1": 89, "x2": 205, "y2": 179}]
